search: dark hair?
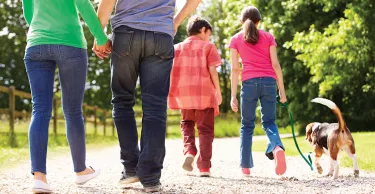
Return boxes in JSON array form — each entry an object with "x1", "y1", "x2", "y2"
[
  {"x1": 187, "y1": 16, "x2": 213, "y2": 36},
  {"x1": 241, "y1": 6, "x2": 262, "y2": 45}
]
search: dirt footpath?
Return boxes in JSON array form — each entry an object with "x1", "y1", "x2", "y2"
[{"x1": 1, "y1": 138, "x2": 374, "y2": 194}]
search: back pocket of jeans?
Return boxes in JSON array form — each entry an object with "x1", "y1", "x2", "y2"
[
  {"x1": 113, "y1": 31, "x2": 134, "y2": 58},
  {"x1": 154, "y1": 32, "x2": 174, "y2": 59},
  {"x1": 24, "y1": 45, "x2": 41, "y2": 60}
]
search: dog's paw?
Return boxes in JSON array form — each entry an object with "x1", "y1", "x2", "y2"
[
  {"x1": 317, "y1": 166, "x2": 323, "y2": 174},
  {"x1": 331, "y1": 175, "x2": 338, "y2": 180},
  {"x1": 325, "y1": 172, "x2": 333, "y2": 177},
  {"x1": 354, "y1": 170, "x2": 359, "y2": 177}
]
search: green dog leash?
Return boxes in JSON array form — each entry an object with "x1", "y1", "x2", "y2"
[{"x1": 277, "y1": 96, "x2": 314, "y2": 171}]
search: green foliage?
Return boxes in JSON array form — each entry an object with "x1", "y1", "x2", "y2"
[{"x1": 201, "y1": 0, "x2": 375, "y2": 132}]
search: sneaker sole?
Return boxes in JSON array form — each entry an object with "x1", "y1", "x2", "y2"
[
  {"x1": 32, "y1": 188, "x2": 53, "y2": 193},
  {"x1": 182, "y1": 156, "x2": 194, "y2": 172},
  {"x1": 275, "y1": 149, "x2": 287, "y2": 175},
  {"x1": 199, "y1": 172, "x2": 211, "y2": 177},
  {"x1": 144, "y1": 185, "x2": 161, "y2": 193},
  {"x1": 119, "y1": 177, "x2": 140, "y2": 184}
]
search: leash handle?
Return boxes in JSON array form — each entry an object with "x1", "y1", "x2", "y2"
[{"x1": 277, "y1": 96, "x2": 314, "y2": 171}]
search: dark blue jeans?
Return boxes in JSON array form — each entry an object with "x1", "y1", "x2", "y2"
[
  {"x1": 240, "y1": 77, "x2": 284, "y2": 168},
  {"x1": 24, "y1": 45, "x2": 88, "y2": 174},
  {"x1": 111, "y1": 26, "x2": 174, "y2": 187}
]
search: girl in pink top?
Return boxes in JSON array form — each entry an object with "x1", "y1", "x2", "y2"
[{"x1": 229, "y1": 6, "x2": 287, "y2": 177}]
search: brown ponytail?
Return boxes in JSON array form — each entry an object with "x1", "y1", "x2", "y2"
[{"x1": 241, "y1": 6, "x2": 261, "y2": 45}]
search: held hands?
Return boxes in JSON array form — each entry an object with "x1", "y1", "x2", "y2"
[
  {"x1": 92, "y1": 39, "x2": 112, "y2": 59},
  {"x1": 231, "y1": 97, "x2": 238, "y2": 112}
]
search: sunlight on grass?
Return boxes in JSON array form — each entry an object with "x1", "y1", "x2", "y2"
[{"x1": 252, "y1": 132, "x2": 375, "y2": 171}]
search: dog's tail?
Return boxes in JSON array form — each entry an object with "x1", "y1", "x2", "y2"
[{"x1": 311, "y1": 97, "x2": 346, "y2": 132}]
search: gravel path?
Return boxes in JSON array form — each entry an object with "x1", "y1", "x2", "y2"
[{"x1": 1, "y1": 137, "x2": 374, "y2": 194}]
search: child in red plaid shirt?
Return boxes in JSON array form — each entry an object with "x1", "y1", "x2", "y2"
[{"x1": 168, "y1": 16, "x2": 222, "y2": 177}]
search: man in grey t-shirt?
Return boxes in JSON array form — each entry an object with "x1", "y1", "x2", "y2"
[{"x1": 93, "y1": 0, "x2": 201, "y2": 192}]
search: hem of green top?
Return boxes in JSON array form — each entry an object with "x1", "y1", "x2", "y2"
[{"x1": 26, "y1": 41, "x2": 87, "y2": 50}]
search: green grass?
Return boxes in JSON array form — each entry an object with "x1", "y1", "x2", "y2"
[
  {"x1": 252, "y1": 132, "x2": 375, "y2": 171},
  {"x1": 166, "y1": 113, "x2": 296, "y2": 138},
  {"x1": 0, "y1": 120, "x2": 118, "y2": 170}
]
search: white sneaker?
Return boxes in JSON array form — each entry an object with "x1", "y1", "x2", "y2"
[
  {"x1": 144, "y1": 183, "x2": 162, "y2": 193},
  {"x1": 75, "y1": 166, "x2": 100, "y2": 185},
  {"x1": 182, "y1": 153, "x2": 195, "y2": 172},
  {"x1": 32, "y1": 180, "x2": 54, "y2": 193}
]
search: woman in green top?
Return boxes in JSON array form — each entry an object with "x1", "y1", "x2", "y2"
[{"x1": 22, "y1": 0, "x2": 111, "y2": 193}]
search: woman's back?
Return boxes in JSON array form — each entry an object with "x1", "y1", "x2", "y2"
[{"x1": 24, "y1": 0, "x2": 107, "y2": 48}]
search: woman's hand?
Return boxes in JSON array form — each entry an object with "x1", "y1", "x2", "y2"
[
  {"x1": 231, "y1": 97, "x2": 239, "y2": 112},
  {"x1": 93, "y1": 40, "x2": 112, "y2": 59}
]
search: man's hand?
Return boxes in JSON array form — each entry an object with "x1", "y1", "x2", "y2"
[{"x1": 93, "y1": 40, "x2": 112, "y2": 59}]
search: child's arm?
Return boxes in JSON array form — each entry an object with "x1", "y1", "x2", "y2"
[
  {"x1": 75, "y1": 0, "x2": 108, "y2": 46},
  {"x1": 22, "y1": 0, "x2": 33, "y2": 26},
  {"x1": 270, "y1": 46, "x2": 287, "y2": 103},
  {"x1": 209, "y1": 65, "x2": 222, "y2": 105},
  {"x1": 230, "y1": 49, "x2": 241, "y2": 112}
]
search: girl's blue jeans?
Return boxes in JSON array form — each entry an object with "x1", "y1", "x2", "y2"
[
  {"x1": 24, "y1": 44, "x2": 88, "y2": 174},
  {"x1": 240, "y1": 77, "x2": 284, "y2": 168}
]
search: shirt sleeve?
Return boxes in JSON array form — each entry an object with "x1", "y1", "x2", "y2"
[
  {"x1": 269, "y1": 34, "x2": 277, "y2": 47},
  {"x1": 22, "y1": 0, "x2": 33, "y2": 26},
  {"x1": 228, "y1": 35, "x2": 238, "y2": 50},
  {"x1": 207, "y1": 44, "x2": 222, "y2": 67},
  {"x1": 75, "y1": 0, "x2": 108, "y2": 46}
]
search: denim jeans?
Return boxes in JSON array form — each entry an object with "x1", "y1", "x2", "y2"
[
  {"x1": 240, "y1": 77, "x2": 284, "y2": 168},
  {"x1": 111, "y1": 26, "x2": 174, "y2": 187},
  {"x1": 24, "y1": 45, "x2": 88, "y2": 174}
]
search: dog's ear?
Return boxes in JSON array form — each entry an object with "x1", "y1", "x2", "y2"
[{"x1": 305, "y1": 123, "x2": 314, "y2": 143}]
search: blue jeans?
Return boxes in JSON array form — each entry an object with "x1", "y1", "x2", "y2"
[
  {"x1": 111, "y1": 26, "x2": 173, "y2": 187},
  {"x1": 240, "y1": 77, "x2": 284, "y2": 168},
  {"x1": 24, "y1": 45, "x2": 88, "y2": 174}
]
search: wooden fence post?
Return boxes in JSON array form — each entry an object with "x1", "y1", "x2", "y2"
[
  {"x1": 9, "y1": 86, "x2": 15, "y2": 134},
  {"x1": 83, "y1": 104, "x2": 87, "y2": 131},
  {"x1": 94, "y1": 106, "x2": 97, "y2": 135},
  {"x1": 103, "y1": 111, "x2": 107, "y2": 136},
  {"x1": 53, "y1": 98, "x2": 58, "y2": 136}
]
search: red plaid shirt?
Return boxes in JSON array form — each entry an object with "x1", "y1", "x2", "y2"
[{"x1": 168, "y1": 36, "x2": 222, "y2": 116}]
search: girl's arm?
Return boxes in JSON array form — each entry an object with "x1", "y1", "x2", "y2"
[
  {"x1": 230, "y1": 49, "x2": 241, "y2": 112},
  {"x1": 75, "y1": 0, "x2": 108, "y2": 46},
  {"x1": 22, "y1": 0, "x2": 33, "y2": 25},
  {"x1": 270, "y1": 46, "x2": 287, "y2": 103},
  {"x1": 209, "y1": 65, "x2": 222, "y2": 104}
]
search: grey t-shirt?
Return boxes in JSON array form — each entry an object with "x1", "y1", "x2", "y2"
[{"x1": 111, "y1": 0, "x2": 176, "y2": 37}]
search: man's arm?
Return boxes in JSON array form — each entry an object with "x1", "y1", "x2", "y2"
[
  {"x1": 97, "y1": 0, "x2": 116, "y2": 28},
  {"x1": 174, "y1": 0, "x2": 202, "y2": 35}
]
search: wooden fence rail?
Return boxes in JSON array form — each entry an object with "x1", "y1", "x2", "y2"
[
  {"x1": 0, "y1": 85, "x2": 181, "y2": 137},
  {"x1": 0, "y1": 85, "x2": 117, "y2": 136}
]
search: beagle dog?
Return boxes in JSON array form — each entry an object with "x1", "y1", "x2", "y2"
[{"x1": 305, "y1": 98, "x2": 359, "y2": 179}]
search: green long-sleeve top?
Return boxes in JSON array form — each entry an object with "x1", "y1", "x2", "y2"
[{"x1": 22, "y1": 0, "x2": 108, "y2": 49}]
